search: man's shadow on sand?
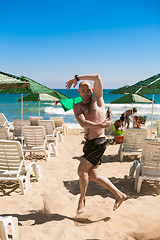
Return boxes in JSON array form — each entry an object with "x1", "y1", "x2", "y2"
[
  {"x1": 63, "y1": 176, "x2": 160, "y2": 200},
  {"x1": 1, "y1": 212, "x2": 110, "y2": 226},
  {"x1": 3, "y1": 176, "x2": 159, "y2": 226},
  {"x1": 71, "y1": 151, "x2": 160, "y2": 198}
]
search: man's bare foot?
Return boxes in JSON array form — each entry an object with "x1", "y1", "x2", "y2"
[
  {"x1": 76, "y1": 198, "x2": 85, "y2": 216},
  {"x1": 113, "y1": 193, "x2": 126, "y2": 211}
]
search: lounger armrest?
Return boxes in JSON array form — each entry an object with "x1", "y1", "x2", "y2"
[
  {"x1": 120, "y1": 143, "x2": 124, "y2": 150},
  {"x1": 135, "y1": 164, "x2": 140, "y2": 177},
  {"x1": 27, "y1": 161, "x2": 43, "y2": 181},
  {"x1": 124, "y1": 148, "x2": 142, "y2": 152},
  {"x1": 129, "y1": 160, "x2": 139, "y2": 178},
  {"x1": 3, "y1": 120, "x2": 8, "y2": 128},
  {"x1": 55, "y1": 130, "x2": 62, "y2": 142},
  {"x1": 155, "y1": 131, "x2": 158, "y2": 139},
  {"x1": 8, "y1": 121, "x2": 14, "y2": 132},
  {"x1": 28, "y1": 161, "x2": 37, "y2": 168}
]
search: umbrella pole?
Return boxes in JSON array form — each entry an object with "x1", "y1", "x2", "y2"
[
  {"x1": 150, "y1": 94, "x2": 154, "y2": 138},
  {"x1": 21, "y1": 93, "x2": 23, "y2": 147},
  {"x1": 39, "y1": 100, "x2": 40, "y2": 118},
  {"x1": 132, "y1": 103, "x2": 133, "y2": 128},
  {"x1": 51, "y1": 100, "x2": 53, "y2": 116},
  {"x1": 124, "y1": 105, "x2": 126, "y2": 131}
]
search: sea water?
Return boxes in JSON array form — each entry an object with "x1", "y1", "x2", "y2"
[{"x1": 0, "y1": 89, "x2": 160, "y2": 129}]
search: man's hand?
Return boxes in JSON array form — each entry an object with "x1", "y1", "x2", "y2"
[
  {"x1": 65, "y1": 78, "x2": 78, "y2": 89},
  {"x1": 102, "y1": 119, "x2": 113, "y2": 128}
]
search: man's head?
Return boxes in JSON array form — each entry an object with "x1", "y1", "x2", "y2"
[{"x1": 78, "y1": 81, "x2": 93, "y2": 103}]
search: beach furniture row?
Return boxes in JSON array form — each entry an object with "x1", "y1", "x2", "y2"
[
  {"x1": 0, "y1": 113, "x2": 68, "y2": 136},
  {"x1": 0, "y1": 115, "x2": 68, "y2": 239},
  {"x1": 0, "y1": 117, "x2": 66, "y2": 196},
  {"x1": 0, "y1": 125, "x2": 59, "y2": 158}
]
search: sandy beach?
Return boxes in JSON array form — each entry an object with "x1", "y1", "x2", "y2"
[{"x1": 1, "y1": 129, "x2": 160, "y2": 240}]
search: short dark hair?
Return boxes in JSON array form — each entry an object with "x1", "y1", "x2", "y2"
[{"x1": 133, "y1": 107, "x2": 137, "y2": 113}]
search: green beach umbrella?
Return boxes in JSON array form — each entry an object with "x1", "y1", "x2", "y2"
[
  {"x1": 0, "y1": 71, "x2": 30, "y2": 93},
  {"x1": 109, "y1": 85, "x2": 137, "y2": 94},
  {"x1": 21, "y1": 76, "x2": 69, "y2": 98},
  {"x1": 18, "y1": 76, "x2": 69, "y2": 117},
  {"x1": 60, "y1": 97, "x2": 82, "y2": 112},
  {"x1": 0, "y1": 71, "x2": 32, "y2": 146},
  {"x1": 111, "y1": 93, "x2": 153, "y2": 104},
  {"x1": 133, "y1": 73, "x2": 160, "y2": 91},
  {"x1": 0, "y1": 71, "x2": 69, "y2": 141},
  {"x1": 109, "y1": 74, "x2": 160, "y2": 95},
  {"x1": 19, "y1": 93, "x2": 59, "y2": 102},
  {"x1": 18, "y1": 93, "x2": 60, "y2": 117}
]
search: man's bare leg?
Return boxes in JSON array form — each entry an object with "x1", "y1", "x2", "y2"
[
  {"x1": 76, "y1": 158, "x2": 93, "y2": 215},
  {"x1": 88, "y1": 167, "x2": 126, "y2": 211}
]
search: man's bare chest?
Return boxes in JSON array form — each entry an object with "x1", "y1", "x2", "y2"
[{"x1": 80, "y1": 102, "x2": 103, "y2": 120}]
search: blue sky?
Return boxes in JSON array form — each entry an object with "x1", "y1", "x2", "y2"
[{"x1": 0, "y1": 0, "x2": 160, "y2": 89}]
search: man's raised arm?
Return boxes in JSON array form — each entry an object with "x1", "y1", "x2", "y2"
[{"x1": 65, "y1": 74, "x2": 103, "y2": 98}]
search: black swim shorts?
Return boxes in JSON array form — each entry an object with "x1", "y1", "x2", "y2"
[{"x1": 82, "y1": 137, "x2": 107, "y2": 166}]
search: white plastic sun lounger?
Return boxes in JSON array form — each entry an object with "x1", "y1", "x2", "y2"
[
  {"x1": 119, "y1": 128, "x2": 148, "y2": 162},
  {"x1": 129, "y1": 139, "x2": 160, "y2": 193},
  {"x1": 0, "y1": 140, "x2": 42, "y2": 195},
  {"x1": 50, "y1": 117, "x2": 68, "y2": 135},
  {"x1": 23, "y1": 126, "x2": 57, "y2": 159}
]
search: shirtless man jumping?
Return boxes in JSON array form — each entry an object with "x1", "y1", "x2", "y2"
[{"x1": 65, "y1": 74, "x2": 126, "y2": 215}]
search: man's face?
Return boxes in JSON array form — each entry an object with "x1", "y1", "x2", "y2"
[{"x1": 78, "y1": 84, "x2": 93, "y2": 103}]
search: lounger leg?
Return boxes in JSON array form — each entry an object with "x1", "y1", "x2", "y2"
[
  {"x1": 54, "y1": 137, "x2": 58, "y2": 146},
  {"x1": 120, "y1": 152, "x2": 123, "y2": 162},
  {"x1": 0, "y1": 216, "x2": 18, "y2": 240},
  {"x1": 19, "y1": 179, "x2": 25, "y2": 195},
  {"x1": 59, "y1": 133, "x2": 63, "y2": 142},
  {"x1": 44, "y1": 150, "x2": 48, "y2": 161},
  {"x1": 51, "y1": 143, "x2": 58, "y2": 156},
  {"x1": 135, "y1": 164, "x2": 140, "y2": 192},
  {"x1": 36, "y1": 165, "x2": 42, "y2": 179},
  {"x1": 28, "y1": 162, "x2": 42, "y2": 181},
  {"x1": 55, "y1": 131, "x2": 60, "y2": 142},
  {"x1": 137, "y1": 177, "x2": 143, "y2": 193},
  {"x1": 32, "y1": 163, "x2": 39, "y2": 181},
  {"x1": 129, "y1": 160, "x2": 138, "y2": 178},
  {"x1": 25, "y1": 169, "x2": 31, "y2": 190},
  {"x1": 45, "y1": 147, "x2": 51, "y2": 161},
  {"x1": 119, "y1": 144, "x2": 123, "y2": 162},
  {"x1": 11, "y1": 217, "x2": 18, "y2": 239},
  {"x1": 63, "y1": 127, "x2": 66, "y2": 135},
  {"x1": 0, "y1": 221, "x2": 8, "y2": 240}
]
